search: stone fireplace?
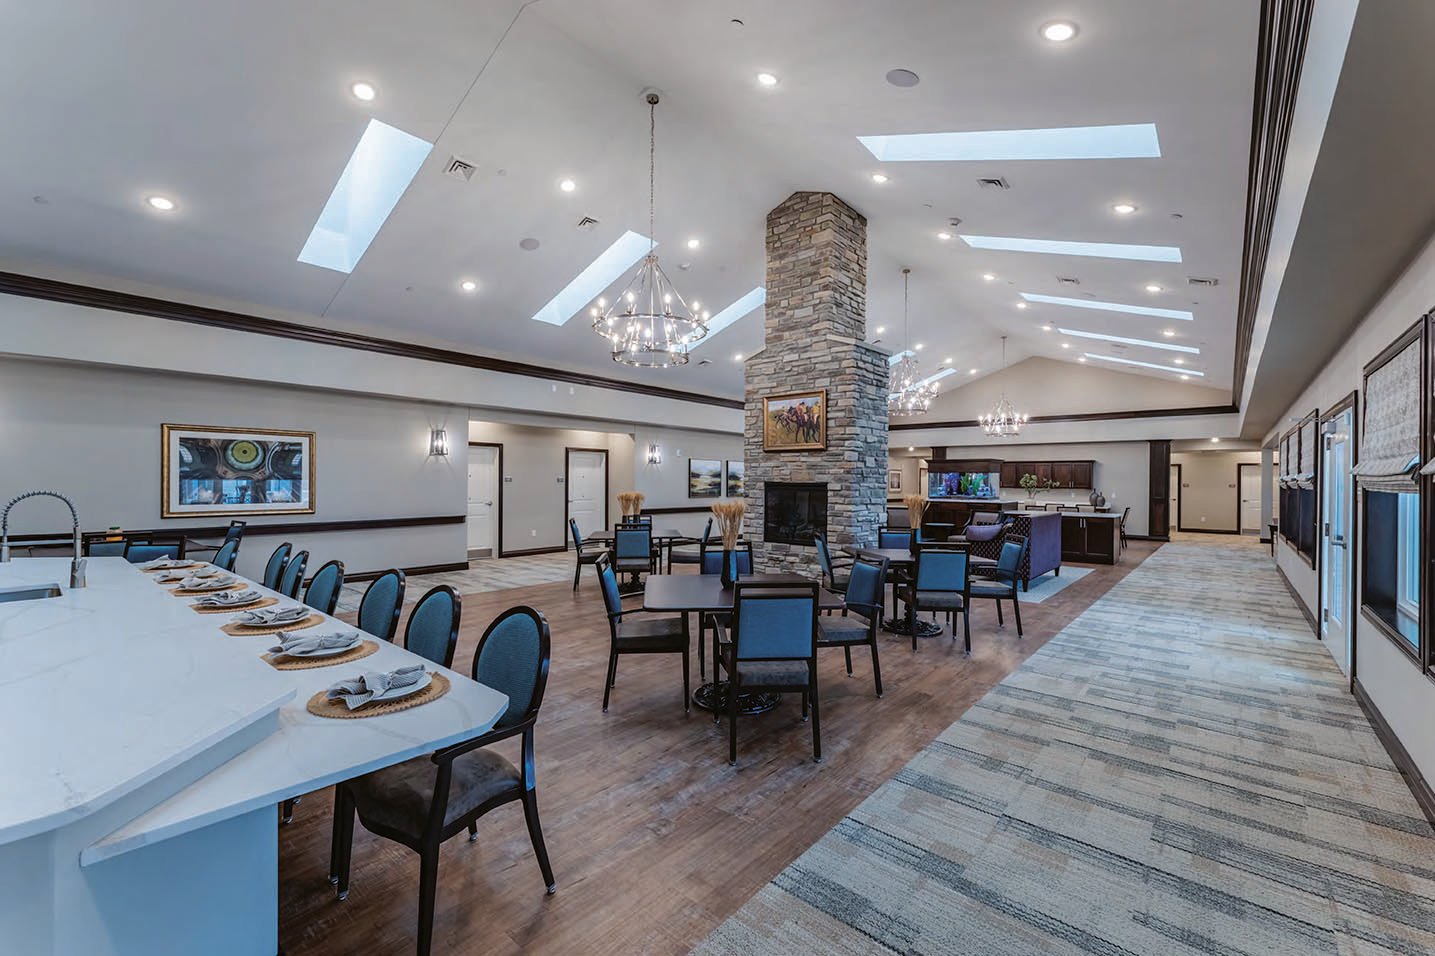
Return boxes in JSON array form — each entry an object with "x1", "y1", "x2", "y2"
[{"x1": 742, "y1": 191, "x2": 888, "y2": 574}]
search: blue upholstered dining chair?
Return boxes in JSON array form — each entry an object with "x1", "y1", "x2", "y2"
[
  {"x1": 213, "y1": 537, "x2": 240, "y2": 572},
  {"x1": 816, "y1": 555, "x2": 888, "y2": 697},
  {"x1": 968, "y1": 534, "x2": 1026, "y2": 638},
  {"x1": 595, "y1": 554, "x2": 689, "y2": 713},
  {"x1": 612, "y1": 525, "x2": 656, "y2": 582},
  {"x1": 85, "y1": 539, "x2": 127, "y2": 557},
  {"x1": 304, "y1": 559, "x2": 345, "y2": 616},
  {"x1": 124, "y1": 542, "x2": 181, "y2": 564},
  {"x1": 261, "y1": 542, "x2": 292, "y2": 591},
  {"x1": 698, "y1": 543, "x2": 753, "y2": 576},
  {"x1": 330, "y1": 605, "x2": 555, "y2": 956},
  {"x1": 896, "y1": 543, "x2": 972, "y2": 654},
  {"x1": 569, "y1": 518, "x2": 605, "y2": 591},
  {"x1": 278, "y1": 550, "x2": 308, "y2": 599},
  {"x1": 715, "y1": 581, "x2": 822, "y2": 765},
  {"x1": 878, "y1": 527, "x2": 914, "y2": 550},
  {"x1": 666, "y1": 517, "x2": 712, "y2": 572},
  {"x1": 357, "y1": 569, "x2": 406, "y2": 643},
  {"x1": 404, "y1": 585, "x2": 462, "y2": 669},
  {"x1": 813, "y1": 532, "x2": 853, "y2": 596}
]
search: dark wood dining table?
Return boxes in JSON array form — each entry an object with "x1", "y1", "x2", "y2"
[
  {"x1": 588, "y1": 527, "x2": 697, "y2": 591},
  {"x1": 852, "y1": 547, "x2": 995, "y2": 638},
  {"x1": 643, "y1": 573, "x2": 843, "y2": 714}
]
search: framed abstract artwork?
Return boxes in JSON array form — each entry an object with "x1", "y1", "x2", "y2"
[
  {"x1": 888, "y1": 470, "x2": 902, "y2": 493},
  {"x1": 161, "y1": 424, "x2": 315, "y2": 517},
  {"x1": 762, "y1": 389, "x2": 827, "y2": 451},
  {"x1": 688, "y1": 458, "x2": 722, "y2": 498},
  {"x1": 724, "y1": 460, "x2": 745, "y2": 498}
]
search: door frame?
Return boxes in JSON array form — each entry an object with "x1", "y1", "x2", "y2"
[
  {"x1": 468, "y1": 442, "x2": 505, "y2": 558},
  {"x1": 564, "y1": 446, "x2": 610, "y2": 549},
  {"x1": 1318, "y1": 391, "x2": 1359, "y2": 685},
  {"x1": 1169, "y1": 463, "x2": 1182, "y2": 534},
  {"x1": 1236, "y1": 462, "x2": 1262, "y2": 535}
]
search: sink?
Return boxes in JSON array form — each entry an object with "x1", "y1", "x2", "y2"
[{"x1": 0, "y1": 583, "x2": 63, "y2": 604}]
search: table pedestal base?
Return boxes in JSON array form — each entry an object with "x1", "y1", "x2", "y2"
[
  {"x1": 882, "y1": 617, "x2": 944, "y2": 638},
  {"x1": 617, "y1": 573, "x2": 645, "y2": 595},
  {"x1": 692, "y1": 681, "x2": 780, "y2": 715}
]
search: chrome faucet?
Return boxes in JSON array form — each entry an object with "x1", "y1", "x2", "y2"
[{"x1": 0, "y1": 490, "x2": 87, "y2": 588}]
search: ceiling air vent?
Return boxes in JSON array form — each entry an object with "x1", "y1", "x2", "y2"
[
  {"x1": 443, "y1": 156, "x2": 477, "y2": 181},
  {"x1": 947, "y1": 216, "x2": 963, "y2": 229},
  {"x1": 1187, "y1": 276, "x2": 1220, "y2": 287},
  {"x1": 977, "y1": 177, "x2": 1010, "y2": 190},
  {"x1": 575, "y1": 216, "x2": 600, "y2": 232},
  {"x1": 1056, "y1": 276, "x2": 1080, "y2": 286},
  {"x1": 697, "y1": 358, "x2": 713, "y2": 366}
]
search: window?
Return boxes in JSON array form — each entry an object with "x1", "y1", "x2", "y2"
[{"x1": 1396, "y1": 493, "x2": 1421, "y2": 647}]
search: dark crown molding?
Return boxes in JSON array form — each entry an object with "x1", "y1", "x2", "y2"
[
  {"x1": 0, "y1": 271, "x2": 743, "y2": 411},
  {"x1": 889, "y1": 404, "x2": 1238, "y2": 432}
]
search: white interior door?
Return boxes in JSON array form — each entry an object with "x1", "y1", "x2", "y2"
[
  {"x1": 1321, "y1": 412, "x2": 1353, "y2": 673},
  {"x1": 1168, "y1": 465, "x2": 1180, "y2": 533},
  {"x1": 467, "y1": 445, "x2": 498, "y2": 557},
  {"x1": 567, "y1": 450, "x2": 607, "y2": 540},
  {"x1": 1239, "y1": 465, "x2": 1262, "y2": 535}
]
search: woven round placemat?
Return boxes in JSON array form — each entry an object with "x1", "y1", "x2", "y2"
[
  {"x1": 220, "y1": 614, "x2": 323, "y2": 637},
  {"x1": 171, "y1": 582, "x2": 245, "y2": 595},
  {"x1": 191, "y1": 596, "x2": 278, "y2": 615},
  {"x1": 140, "y1": 562, "x2": 203, "y2": 574},
  {"x1": 265, "y1": 639, "x2": 378, "y2": 671},
  {"x1": 306, "y1": 673, "x2": 451, "y2": 719}
]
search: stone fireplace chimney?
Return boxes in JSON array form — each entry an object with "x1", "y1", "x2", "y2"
[{"x1": 742, "y1": 191, "x2": 889, "y2": 574}]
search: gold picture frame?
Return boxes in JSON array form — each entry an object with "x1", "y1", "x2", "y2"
[
  {"x1": 762, "y1": 389, "x2": 827, "y2": 452},
  {"x1": 161, "y1": 424, "x2": 316, "y2": 518}
]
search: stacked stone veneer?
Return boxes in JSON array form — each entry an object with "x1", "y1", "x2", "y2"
[{"x1": 743, "y1": 191, "x2": 889, "y2": 575}]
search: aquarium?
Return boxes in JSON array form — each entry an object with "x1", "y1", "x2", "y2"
[{"x1": 929, "y1": 471, "x2": 999, "y2": 499}]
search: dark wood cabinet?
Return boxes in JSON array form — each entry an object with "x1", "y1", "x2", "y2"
[
  {"x1": 1060, "y1": 514, "x2": 1119, "y2": 565},
  {"x1": 1051, "y1": 461, "x2": 1073, "y2": 487},
  {"x1": 1000, "y1": 462, "x2": 1020, "y2": 488},
  {"x1": 997, "y1": 460, "x2": 1094, "y2": 489},
  {"x1": 1070, "y1": 461, "x2": 1093, "y2": 489}
]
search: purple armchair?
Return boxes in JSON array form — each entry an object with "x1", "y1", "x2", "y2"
[{"x1": 965, "y1": 512, "x2": 1062, "y2": 590}]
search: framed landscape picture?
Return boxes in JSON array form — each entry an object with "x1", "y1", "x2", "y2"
[
  {"x1": 724, "y1": 460, "x2": 745, "y2": 498},
  {"x1": 688, "y1": 458, "x2": 722, "y2": 498},
  {"x1": 888, "y1": 469, "x2": 902, "y2": 493},
  {"x1": 762, "y1": 389, "x2": 827, "y2": 451},
  {"x1": 162, "y1": 424, "x2": 315, "y2": 517}
]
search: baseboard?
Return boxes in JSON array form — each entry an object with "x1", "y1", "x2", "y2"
[
  {"x1": 1176, "y1": 526, "x2": 1239, "y2": 535},
  {"x1": 1353, "y1": 678, "x2": 1435, "y2": 830},
  {"x1": 344, "y1": 561, "x2": 469, "y2": 584},
  {"x1": 500, "y1": 545, "x2": 566, "y2": 558},
  {"x1": 1126, "y1": 534, "x2": 1166, "y2": 542},
  {"x1": 1274, "y1": 562, "x2": 1318, "y2": 638}
]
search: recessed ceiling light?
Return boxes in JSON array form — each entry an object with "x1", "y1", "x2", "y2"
[
  {"x1": 858, "y1": 123, "x2": 1159, "y2": 163},
  {"x1": 870, "y1": 172, "x2": 889, "y2": 184},
  {"x1": 1162, "y1": 329, "x2": 1176, "y2": 337},
  {"x1": 914, "y1": 342, "x2": 924, "y2": 350},
  {"x1": 756, "y1": 72, "x2": 779, "y2": 87},
  {"x1": 1211, "y1": 437, "x2": 1221, "y2": 443},
  {"x1": 1040, "y1": 20, "x2": 1079, "y2": 42},
  {"x1": 1173, "y1": 357, "x2": 1185, "y2": 365},
  {"x1": 686, "y1": 237, "x2": 701, "y2": 250},
  {"x1": 1060, "y1": 342, "x2": 1070, "y2": 349},
  {"x1": 1112, "y1": 202, "x2": 1138, "y2": 216},
  {"x1": 1020, "y1": 292, "x2": 1194, "y2": 321},
  {"x1": 1145, "y1": 283, "x2": 1162, "y2": 293},
  {"x1": 962, "y1": 234, "x2": 1182, "y2": 263},
  {"x1": 146, "y1": 195, "x2": 176, "y2": 211},
  {"x1": 1016, "y1": 302, "x2": 1028, "y2": 310},
  {"x1": 1078, "y1": 356, "x2": 1088, "y2": 363},
  {"x1": 886, "y1": 68, "x2": 921, "y2": 88},
  {"x1": 875, "y1": 326, "x2": 886, "y2": 334},
  {"x1": 1057, "y1": 328, "x2": 1199, "y2": 354},
  {"x1": 937, "y1": 232, "x2": 952, "y2": 241},
  {"x1": 559, "y1": 178, "x2": 576, "y2": 193},
  {"x1": 1041, "y1": 324, "x2": 1053, "y2": 331},
  {"x1": 733, "y1": 353, "x2": 743, "y2": 361},
  {"x1": 908, "y1": 446, "x2": 916, "y2": 452},
  {"x1": 1180, "y1": 374, "x2": 1191, "y2": 380},
  {"x1": 459, "y1": 279, "x2": 478, "y2": 293},
  {"x1": 943, "y1": 356, "x2": 954, "y2": 364},
  {"x1": 982, "y1": 273, "x2": 996, "y2": 281},
  {"x1": 968, "y1": 368, "x2": 978, "y2": 375},
  {"x1": 350, "y1": 81, "x2": 377, "y2": 102},
  {"x1": 1087, "y1": 353, "x2": 1204, "y2": 376}
]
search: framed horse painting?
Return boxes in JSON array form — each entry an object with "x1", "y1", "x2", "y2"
[{"x1": 762, "y1": 389, "x2": 826, "y2": 452}]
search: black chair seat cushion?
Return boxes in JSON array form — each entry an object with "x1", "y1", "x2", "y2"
[
  {"x1": 967, "y1": 582, "x2": 1015, "y2": 598},
  {"x1": 896, "y1": 588, "x2": 966, "y2": 611},
  {"x1": 669, "y1": 548, "x2": 702, "y2": 564},
  {"x1": 816, "y1": 616, "x2": 870, "y2": 644},
  {"x1": 616, "y1": 616, "x2": 687, "y2": 650},
  {"x1": 613, "y1": 557, "x2": 651, "y2": 572},
  {"x1": 826, "y1": 574, "x2": 851, "y2": 593},
  {"x1": 736, "y1": 660, "x2": 810, "y2": 686},
  {"x1": 351, "y1": 749, "x2": 519, "y2": 837}
]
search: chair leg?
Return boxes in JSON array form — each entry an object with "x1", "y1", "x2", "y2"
[
  {"x1": 334, "y1": 787, "x2": 355, "y2": 901},
  {"x1": 697, "y1": 614, "x2": 706, "y2": 680},
  {"x1": 682, "y1": 643, "x2": 691, "y2": 714},
  {"x1": 843, "y1": 646, "x2": 853, "y2": 675},
  {"x1": 996, "y1": 597, "x2": 1004, "y2": 627},
  {"x1": 869, "y1": 639, "x2": 883, "y2": 698},
  {"x1": 908, "y1": 599, "x2": 917, "y2": 652},
  {"x1": 520, "y1": 787, "x2": 558, "y2": 893},
  {"x1": 801, "y1": 690, "x2": 809, "y2": 720},
  {"x1": 281, "y1": 798, "x2": 296, "y2": 824},
  {"x1": 810, "y1": 670, "x2": 822, "y2": 763},
  {"x1": 1012, "y1": 591, "x2": 1024, "y2": 638},
  {"x1": 416, "y1": 846, "x2": 440, "y2": 956},
  {"x1": 572, "y1": 559, "x2": 581, "y2": 591},
  {"x1": 962, "y1": 607, "x2": 972, "y2": 656},
  {"x1": 727, "y1": 675, "x2": 740, "y2": 766},
  {"x1": 328, "y1": 788, "x2": 344, "y2": 884},
  {"x1": 602, "y1": 649, "x2": 618, "y2": 712}
]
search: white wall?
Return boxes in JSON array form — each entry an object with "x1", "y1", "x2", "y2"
[
  {"x1": 0, "y1": 357, "x2": 466, "y2": 578},
  {"x1": 1264, "y1": 226, "x2": 1435, "y2": 785},
  {"x1": 631, "y1": 425, "x2": 746, "y2": 538},
  {"x1": 1170, "y1": 449, "x2": 1264, "y2": 532},
  {"x1": 926, "y1": 358, "x2": 1230, "y2": 420}
]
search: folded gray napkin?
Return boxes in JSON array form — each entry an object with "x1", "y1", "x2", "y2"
[
  {"x1": 177, "y1": 573, "x2": 236, "y2": 590},
  {"x1": 140, "y1": 557, "x2": 189, "y2": 570},
  {"x1": 158, "y1": 565, "x2": 218, "y2": 582},
  {"x1": 194, "y1": 588, "x2": 263, "y2": 608},
  {"x1": 326, "y1": 665, "x2": 426, "y2": 710},
  {"x1": 268, "y1": 631, "x2": 361, "y2": 657},
  {"x1": 234, "y1": 604, "x2": 311, "y2": 627}
]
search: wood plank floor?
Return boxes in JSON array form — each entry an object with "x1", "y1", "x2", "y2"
[{"x1": 277, "y1": 542, "x2": 1160, "y2": 955}]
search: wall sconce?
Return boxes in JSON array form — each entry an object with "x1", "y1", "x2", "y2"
[
  {"x1": 429, "y1": 428, "x2": 450, "y2": 457},
  {"x1": 645, "y1": 442, "x2": 662, "y2": 465}
]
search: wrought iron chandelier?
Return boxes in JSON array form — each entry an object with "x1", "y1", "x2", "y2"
[
  {"x1": 888, "y1": 268, "x2": 937, "y2": 416},
  {"x1": 588, "y1": 92, "x2": 708, "y2": 367},
  {"x1": 980, "y1": 336, "x2": 1028, "y2": 437}
]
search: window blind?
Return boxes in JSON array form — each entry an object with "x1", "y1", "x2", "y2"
[
  {"x1": 1353, "y1": 338, "x2": 1421, "y2": 493},
  {"x1": 1296, "y1": 417, "x2": 1316, "y2": 487}
]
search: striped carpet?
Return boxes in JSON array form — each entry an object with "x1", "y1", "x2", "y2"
[{"x1": 694, "y1": 536, "x2": 1435, "y2": 955}]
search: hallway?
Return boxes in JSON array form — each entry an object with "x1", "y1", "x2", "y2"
[{"x1": 700, "y1": 536, "x2": 1435, "y2": 955}]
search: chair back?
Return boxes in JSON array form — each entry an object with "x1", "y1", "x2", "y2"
[
  {"x1": 569, "y1": 518, "x2": 584, "y2": 549},
  {"x1": 86, "y1": 540, "x2": 127, "y2": 557},
  {"x1": 473, "y1": 606, "x2": 552, "y2": 729},
  {"x1": 1056, "y1": 504, "x2": 1080, "y2": 513},
  {"x1": 698, "y1": 516, "x2": 713, "y2": 547},
  {"x1": 304, "y1": 559, "x2": 345, "y2": 615},
  {"x1": 970, "y1": 512, "x2": 1000, "y2": 525},
  {"x1": 262, "y1": 542, "x2": 292, "y2": 590},
  {"x1": 213, "y1": 537, "x2": 240, "y2": 572},
  {"x1": 405, "y1": 585, "x2": 462, "y2": 669},
  {"x1": 914, "y1": 544, "x2": 970, "y2": 593},
  {"x1": 1120, "y1": 506, "x2": 1131, "y2": 528},
  {"x1": 700, "y1": 543, "x2": 753, "y2": 575},
  {"x1": 996, "y1": 535, "x2": 1027, "y2": 579},
  {"x1": 358, "y1": 569, "x2": 406, "y2": 643},
  {"x1": 844, "y1": 556, "x2": 887, "y2": 621},
  {"x1": 813, "y1": 532, "x2": 835, "y2": 581},
  {"x1": 124, "y1": 543, "x2": 180, "y2": 564},
  {"x1": 223, "y1": 520, "x2": 247, "y2": 544},
  {"x1": 878, "y1": 528, "x2": 913, "y2": 550},
  {"x1": 279, "y1": 550, "x2": 308, "y2": 598},
  {"x1": 594, "y1": 554, "x2": 623, "y2": 619},
  {"x1": 613, "y1": 526, "x2": 652, "y2": 561},
  {"x1": 732, "y1": 582, "x2": 819, "y2": 661},
  {"x1": 618, "y1": 514, "x2": 653, "y2": 526}
]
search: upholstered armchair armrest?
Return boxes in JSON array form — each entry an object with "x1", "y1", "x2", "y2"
[{"x1": 431, "y1": 716, "x2": 533, "y2": 764}]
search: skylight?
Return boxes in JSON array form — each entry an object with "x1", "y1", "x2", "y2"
[
  {"x1": 1084, "y1": 353, "x2": 1204, "y2": 376},
  {"x1": 919, "y1": 367, "x2": 958, "y2": 387},
  {"x1": 531, "y1": 231, "x2": 654, "y2": 326},
  {"x1": 960, "y1": 235, "x2": 1181, "y2": 262},
  {"x1": 1021, "y1": 293, "x2": 1193, "y2": 320},
  {"x1": 697, "y1": 287, "x2": 766, "y2": 342},
  {"x1": 857, "y1": 123, "x2": 1160, "y2": 163},
  {"x1": 1057, "y1": 328, "x2": 1199, "y2": 354},
  {"x1": 887, "y1": 349, "x2": 915, "y2": 366},
  {"x1": 297, "y1": 119, "x2": 433, "y2": 274}
]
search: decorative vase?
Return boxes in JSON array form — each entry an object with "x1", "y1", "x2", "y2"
[
  {"x1": 720, "y1": 548, "x2": 737, "y2": 588},
  {"x1": 1095, "y1": 493, "x2": 1107, "y2": 509},
  {"x1": 1088, "y1": 489, "x2": 1100, "y2": 507}
]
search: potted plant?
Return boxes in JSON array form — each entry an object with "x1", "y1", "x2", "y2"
[
  {"x1": 1019, "y1": 473, "x2": 1040, "y2": 500},
  {"x1": 711, "y1": 500, "x2": 746, "y2": 587}
]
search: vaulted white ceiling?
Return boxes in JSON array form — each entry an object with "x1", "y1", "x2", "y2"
[{"x1": 0, "y1": 0, "x2": 1255, "y2": 401}]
